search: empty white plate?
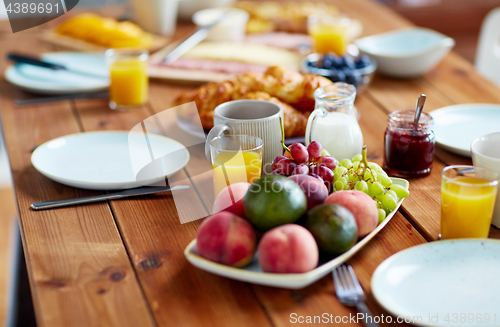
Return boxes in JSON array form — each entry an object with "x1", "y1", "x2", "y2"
[
  {"x1": 31, "y1": 131, "x2": 190, "y2": 190},
  {"x1": 185, "y1": 178, "x2": 409, "y2": 289},
  {"x1": 430, "y1": 104, "x2": 500, "y2": 157},
  {"x1": 5, "y1": 52, "x2": 109, "y2": 95},
  {"x1": 372, "y1": 240, "x2": 500, "y2": 326}
]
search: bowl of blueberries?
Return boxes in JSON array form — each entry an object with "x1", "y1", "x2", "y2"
[{"x1": 302, "y1": 52, "x2": 377, "y2": 93}]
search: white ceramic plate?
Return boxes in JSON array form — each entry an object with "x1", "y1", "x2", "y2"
[
  {"x1": 31, "y1": 131, "x2": 190, "y2": 190},
  {"x1": 184, "y1": 178, "x2": 409, "y2": 289},
  {"x1": 5, "y1": 52, "x2": 109, "y2": 95},
  {"x1": 372, "y1": 239, "x2": 500, "y2": 327},
  {"x1": 430, "y1": 104, "x2": 500, "y2": 157}
]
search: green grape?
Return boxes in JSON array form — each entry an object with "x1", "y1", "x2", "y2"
[
  {"x1": 333, "y1": 166, "x2": 348, "y2": 176},
  {"x1": 368, "y1": 162, "x2": 383, "y2": 172},
  {"x1": 374, "y1": 199, "x2": 383, "y2": 209},
  {"x1": 368, "y1": 181, "x2": 384, "y2": 197},
  {"x1": 363, "y1": 170, "x2": 377, "y2": 181},
  {"x1": 379, "y1": 174, "x2": 393, "y2": 187},
  {"x1": 354, "y1": 180, "x2": 368, "y2": 193},
  {"x1": 381, "y1": 194, "x2": 398, "y2": 212},
  {"x1": 377, "y1": 208, "x2": 386, "y2": 224},
  {"x1": 377, "y1": 169, "x2": 388, "y2": 178},
  {"x1": 347, "y1": 174, "x2": 354, "y2": 182},
  {"x1": 335, "y1": 176, "x2": 347, "y2": 190},
  {"x1": 390, "y1": 184, "x2": 409, "y2": 198},
  {"x1": 352, "y1": 161, "x2": 360, "y2": 170},
  {"x1": 352, "y1": 154, "x2": 363, "y2": 162},
  {"x1": 339, "y1": 159, "x2": 352, "y2": 169},
  {"x1": 386, "y1": 190, "x2": 398, "y2": 201}
]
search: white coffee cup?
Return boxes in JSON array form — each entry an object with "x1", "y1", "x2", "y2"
[
  {"x1": 130, "y1": 0, "x2": 180, "y2": 35},
  {"x1": 205, "y1": 100, "x2": 283, "y2": 174},
  {"x1": 471, "y1": 131, "x2": 500, "y2": 228}
]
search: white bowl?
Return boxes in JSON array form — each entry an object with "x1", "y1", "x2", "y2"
[
  {"x1": 471, "y1": 131, "x2": 500, "y2": 228},
  {"x1": 178, "y1": 0, "x2": 236, "y2": 20},
  {"x1": 192, "y1": 8, "x2": 249, "y2": 42},
  {"x1": 354, "y1": 27, "x2": 455, "y2": 78}
]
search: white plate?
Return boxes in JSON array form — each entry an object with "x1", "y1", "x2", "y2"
[
  {"x1": 5, "y1": 52, "x2": 109, "y2": 95},
  {"x1": 430, "y1": 104, "x2": 500, "y2": 157},
  {"x1": 31, "y1": 131, "x2": 190, "y2": 190},
  {"x1": 184, "y1": 178, "x2": 409, "y2": 289},
  {"x1": 372, "y1": 239, "x2": 500, "y2": 327}
]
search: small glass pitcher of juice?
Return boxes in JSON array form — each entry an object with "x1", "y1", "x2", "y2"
[
  {"x1": 441, "y1": 165, "x2": 498, "y2": 239},
  {"x1": 105, "y1": 49, "x2": 149, "y2": 110},
  {"x1": 308, "y1": 14, "x2": 351, "y2": 56},
  {"x1": 209, "y1": 134, "x2": 263, "y2": 197}
]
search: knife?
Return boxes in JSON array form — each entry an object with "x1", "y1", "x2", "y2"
[
  {"x1": 7, "y1": 53, "x2": 108, "y2": 79},
  {"x1": 31, "y1": 185, "x2": 189, "y2": 210},
  {"x1": 161, "y1": 11, "x2": 230, "y2": 65}
]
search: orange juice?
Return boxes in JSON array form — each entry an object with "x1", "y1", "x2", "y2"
[
  {"x1": 441, "y1": 176, "x2": 498, "y2": 239},
  {"x1": 109, "y1": 58, "x2": 148, "y2": 107},
  {"x1": 212, "y1": 151, "x2": 262, "y2": 196},
  {"x1": 309, "y1": 23, "x2": 348, "y2": 55}
]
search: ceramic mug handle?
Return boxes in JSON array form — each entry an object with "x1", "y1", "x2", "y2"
[{"x1": 205, "y1": 125, "x2": 233, "y2": 162}]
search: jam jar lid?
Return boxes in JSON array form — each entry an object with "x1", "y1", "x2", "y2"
[{"x1": 388, "y1": 110, "x2": 433, "y2": 133}]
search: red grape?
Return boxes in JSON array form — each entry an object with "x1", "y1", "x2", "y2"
[
  {"x1": 317, "y1": 155, "x2": 338, "y2": 170},
  {"x1": 271, "y1": 169, "x2": 284, "y2": 175},
  {"x1": 272, "y1": 155, "x2": 288, "y2": 171},
  {"x1": 289, "y1": 143, "x2": 309, "y2": 163},
  {"x1": 276, "y1": 158, "x2": 297, "y2": 176},
  {"x1": 311, "y1": 165, "x2": 334, "y2": 182},
  {"x1": 292, "y1": 164, "x2": 309, "y2": 175},
  {"x1": 309, "y1": 173, "x2": 324, "y2": 183},
  {"x1": 307, "y1": 141, "x2": 323, "y2": 161}
]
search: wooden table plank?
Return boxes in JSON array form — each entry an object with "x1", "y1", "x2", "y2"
[
  {"x1": 0, "y1": 29, "x2": 156, "y2": 327},
  {"x1": 71, "y1": 98, "x2": 274, "y2": 327}
]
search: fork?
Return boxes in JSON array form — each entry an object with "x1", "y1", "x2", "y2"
[{"x1": 333, "y1": 265, "x2": 380, "y2": 327}]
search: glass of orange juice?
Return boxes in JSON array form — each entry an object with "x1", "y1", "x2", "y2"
[
  {"x1": 209, "y1": 135, "x2": 263, "y2": 197},
  {"x1": 105, "y1": 49, "x2": 149, "y2": 110},
  {"x1": 441, "y1": 165, "x2": 499, "y2": 239},
  {"x1": 308, "y1": 14, "x2": 351, "y2": 56}
]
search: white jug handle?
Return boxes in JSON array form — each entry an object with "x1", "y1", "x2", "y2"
[
  {"x1": 205, "y1": 125, "x2": 232, "y2": 162},
  {"x1": 305, "y1": 109, "x2": 323, "y2": 145}
]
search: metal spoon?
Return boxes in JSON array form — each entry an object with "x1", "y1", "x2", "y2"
[{"x1": 414, "y1": 94, "x2": 427, "y2": 130}]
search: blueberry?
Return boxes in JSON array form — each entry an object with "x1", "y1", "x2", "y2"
[
  {"x1": 345, "y1": 71, "x2": 363, "y2": 86},
  {"x1": 341, "y1": 55, "x2": 357, "y2": 70},
  {"x1": 355, "y1": 55, "x2": 372, "y2": 69},
  {"x1": 331, "y1": 56, "x2": 344, "y2": 69},
  {"x1": 328, "y1": 70, "x2": 346, "y2": 83},
  {"x1": 322, "y1": 53, "x2": 336, "y2": 68}
]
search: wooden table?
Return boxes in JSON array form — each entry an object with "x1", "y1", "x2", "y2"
[{"x1": 1, "y1": 0, "x2": 499, "y2": 326}]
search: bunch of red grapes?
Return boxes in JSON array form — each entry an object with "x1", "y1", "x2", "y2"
[{"x1": 272, "y1": 141, "x2": 338, "y2": 188}]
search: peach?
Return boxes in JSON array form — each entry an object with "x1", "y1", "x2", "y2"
[
  {"x1": 325, "y1": 190, "x2": 378, "y2": 238},
  {"x1": 196, "y1": 212, "x2": 256, "y2": 267},
  {"x1": 212, "y1": 182, "x2": 251, "y2": 217},
  {"x1": 258, "y1": 224, "x2": 319, "y2": 273}
]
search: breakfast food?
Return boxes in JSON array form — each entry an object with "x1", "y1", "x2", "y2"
[
  {"x1": 258, "y1": 224, "x2": 319, "y2": 273},
  {"x1": 55, "y1": 13, "x2": 154, "y2": 49},
  {"x1": 288, "y1": 175, "x2": 329, "y2": 211},
  {"x1": 173, "y1": 66, "x2": 332, "y2": 138},
  {"x1": 305, "y1": 204, "x2": 358, "y2": 257},
  {"x1": 234, "y1": 1, "x2": 339, "y2": 34},
  {"x1": 212, "y1": 182, "x2": 251, "y2": 217},
  {"x1": 196, "y1": 212, "x2": 257, "y2": 268},
  {"x1": 325, "y1": 191, "x2": 378, "y2": 238},
  {"x1": 243, "y1": 175, "x2": 307, "y2": 231}
]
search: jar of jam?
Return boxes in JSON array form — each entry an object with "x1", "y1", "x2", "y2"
[{"x1": 383, "y1": 110, "x2": 435, "y2": 178}]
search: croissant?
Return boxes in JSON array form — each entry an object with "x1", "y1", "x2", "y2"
[{"x1": 173, "y1": 66, "x2": 332, "y2": 138}]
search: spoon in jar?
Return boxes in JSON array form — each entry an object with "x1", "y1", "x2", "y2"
[{"x1": 414, "y1": 94, "x2": 427, "y2": 131}]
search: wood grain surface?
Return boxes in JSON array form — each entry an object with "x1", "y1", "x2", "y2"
[{"x1": 1, "y1": 0, "x2": 499, "y2": 326}]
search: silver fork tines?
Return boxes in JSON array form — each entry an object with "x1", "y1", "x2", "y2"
[{"x1": 333, "y1": 265, "x2": 380, "y2": 327}]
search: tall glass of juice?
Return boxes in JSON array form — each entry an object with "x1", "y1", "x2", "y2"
[
  {"x1": 105, "y1": 49, "x2": 149, "y2": 110},
  {"x1": 441, "y1": 165, "x2": 498, "y2": 239},
  {"x1": 308, "y1": 14, "x2": 351, "y2": 56},
  {"x1": 209, "y1": 134, "x2": 263, "y2": 197}
]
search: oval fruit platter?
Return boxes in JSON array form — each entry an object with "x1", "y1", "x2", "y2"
[{"x1": 185, "y1": 177, "x2": 408, "y2": 289}]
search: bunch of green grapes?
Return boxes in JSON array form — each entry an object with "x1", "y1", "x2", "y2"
[{"x1": 332, "y1": 146, "x2": 409, "y2": 223}]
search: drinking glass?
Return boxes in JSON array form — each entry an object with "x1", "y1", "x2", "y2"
[
  {"x1": 105, "y1": 49, "x2": 149, "y2": 110},
  {"x1": 209, "y1": 135, "x2": 263, "y2": 197},
  {"x1": 308, "y1": 14, "x2": 351, "y2": 56},
  {"x1": 441, "y1": 165, "x2": 498, "y2": 239}
]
